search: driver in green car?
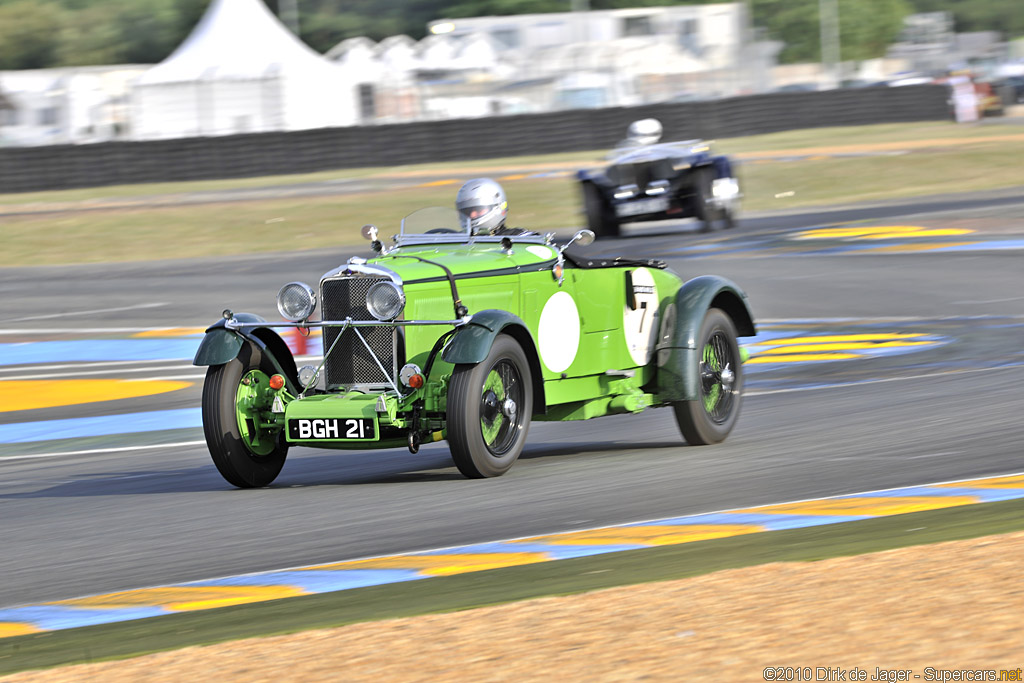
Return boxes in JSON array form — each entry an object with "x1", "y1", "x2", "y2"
[
  {"x1": 455, "y1": 178, "x2": 536, "y2": 237},
  {"x1": 456, "y1": 178, "x2": 507, "y2": 234}
]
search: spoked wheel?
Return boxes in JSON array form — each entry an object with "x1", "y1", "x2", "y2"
[
  {"x1": 673, "y1": 308, "x2": 743, "y2": 445},
  {"x1": 202, "y1": 342, "x2": 288, "y2": 488},
  {"x1": 448, "y1": 335, "x2": 533, "y2": 478},
  {"x1": 582, "y1": 182, "x2": 620, "y2": 238}
]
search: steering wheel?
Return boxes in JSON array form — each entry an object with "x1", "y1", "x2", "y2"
[{"x1": 425, "y1": 228, "x2": 459, "y2": 234}]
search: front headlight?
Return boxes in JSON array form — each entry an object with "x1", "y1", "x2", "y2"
[
  {"x1": 712, "y1": 177, "x2": 740, "y2": 199},
  {"x1": 367, "y1": 281, "x2": 405, "y2": 321},
  {"x1": 277, "y1": 282, "x2": 316, "y2": 322}
]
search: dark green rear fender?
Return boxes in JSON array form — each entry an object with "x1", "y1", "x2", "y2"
[
  {"x1": 193, "y1": 313, "x2": 299, "y2": 392},
  {"x1": 655, "y1": 276, "x2": 755, "y2": 402},
  {"x1": 442, "y1": 309, "x2": 546, "y2": 414}
]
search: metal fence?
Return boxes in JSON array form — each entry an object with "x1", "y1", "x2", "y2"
[{"x1": 0, "y1": 85, "x2": 950, "y2": 194}]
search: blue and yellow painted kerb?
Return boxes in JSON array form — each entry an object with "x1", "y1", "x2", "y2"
[
  {"x1": 793, "y1": 225, "x2": 975, "y2": 241},
  {"x1": 745, "y1": 331, "x2": 949, "y2": 365},
  {"x1": 0, "y1": 380, "x2": 194, "y2": 413},
  {"x1": 2, "y1": 473, "x2": 1023, "y2": 639}
]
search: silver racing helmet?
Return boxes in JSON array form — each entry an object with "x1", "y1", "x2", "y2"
[
  {"x1": 455, "y1": 178, "x2": 508, "y2": 234},
  {"x1": 625, "y1": 118, "x2": 663, "y2": 145}
]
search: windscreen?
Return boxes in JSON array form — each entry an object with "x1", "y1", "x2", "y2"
[{"x1": 399, "y1": 207, "x2": 469, "y2": 236}]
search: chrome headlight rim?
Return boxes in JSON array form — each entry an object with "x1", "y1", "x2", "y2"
[
  {"x1": 366, "y1": 281, "x2": 406, "y2": 321},
  {"x1": 277, "y1": 281, "x2": 317, "y2": 322}
]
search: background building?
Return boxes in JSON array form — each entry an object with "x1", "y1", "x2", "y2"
[{"x1": 0, "y1": 66, "x2": 146, "y2": 146}]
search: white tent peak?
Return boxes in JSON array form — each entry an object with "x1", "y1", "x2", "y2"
[
  {"x1": 140, "y1": 0, "x2": 338, "y2": 83},
  {"x1": 132, "y1": 0, "x2": 357, "y2": 138}
]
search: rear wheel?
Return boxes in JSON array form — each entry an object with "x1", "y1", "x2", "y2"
[
  {"x1": 673, "y1": 308, "x2": 743, "y2": 445},
  {"x1": 447, "y1": 335, "x2": 533, "y2": 478},
  {"x1": 582, "y1": 182, "x2": 620, "y2": 238},
  {"x1": 202, "y1": 342, "x2": 288, "y2": 488}
]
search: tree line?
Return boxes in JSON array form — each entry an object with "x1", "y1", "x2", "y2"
[{"x1": 0, "y1": 0, "x2": 1018, "y2": 71}]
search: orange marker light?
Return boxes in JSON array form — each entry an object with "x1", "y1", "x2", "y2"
[
  {"x1": 408, "y1": 373, "x2": 424, "y2": 389},
  {"x1": 269, "y1": 374, "x2": 285, "y2": 390}
]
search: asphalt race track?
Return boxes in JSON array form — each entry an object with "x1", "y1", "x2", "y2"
[{"x1": 1, "y1": 190, "x2": 1022, "y2": 611}]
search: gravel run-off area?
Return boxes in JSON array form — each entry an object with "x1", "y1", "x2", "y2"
[{"x1": 5, "y1": 531, "x2": 1023, "y2": 682}]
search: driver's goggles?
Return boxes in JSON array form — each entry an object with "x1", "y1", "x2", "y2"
[{"x1": 459, "y1": 205, "x2": 492, "y2": 219}]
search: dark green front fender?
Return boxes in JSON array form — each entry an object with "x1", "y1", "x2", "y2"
[
  {"x1": 655, "y1": 276, "x2": 755, "y2": 403},
  {"x1": 442, "y1": 309, "x2": 546, "y2": 414},
  {"x1": 193, "y1": 313, "x2": 299, "y2": 393}
]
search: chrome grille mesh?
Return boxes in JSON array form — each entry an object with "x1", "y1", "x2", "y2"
[{"x1": 321, "y1": 276, "x2": 397, "y2": 387}]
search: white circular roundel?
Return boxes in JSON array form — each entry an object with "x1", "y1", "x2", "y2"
[
  {"x1": 538, "y1": 291, "x2": 580, "y2": 373},
  {"x1": 623, "y1": 268, "x2": 660, "y2": 366}
]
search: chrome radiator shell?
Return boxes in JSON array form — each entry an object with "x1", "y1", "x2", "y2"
[{"x1": 320, "y1": 275, "x2": 400, "y2": 389}]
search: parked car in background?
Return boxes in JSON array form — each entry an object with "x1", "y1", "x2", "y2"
[
  {"x1": 1003, "y1": 75, "x2": 1024, "y2": 103},
  {"x1": 577, "y1": 119, "x2": 742, "y2": 237}
]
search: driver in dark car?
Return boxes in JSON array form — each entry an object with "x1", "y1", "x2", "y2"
[{"x1": 455, "y1": 178, "x2": 536, "y2": 236}]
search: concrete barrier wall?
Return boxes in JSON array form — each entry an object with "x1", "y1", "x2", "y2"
[{"x1": 0, "y1": 85, "x2": 950, "y2": 194}]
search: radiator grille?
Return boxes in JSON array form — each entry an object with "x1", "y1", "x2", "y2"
[
  {"x1": 321, "y1": 276, "x2": 397, "y2": 387},
  {"x1": 609, "y1": 159, "x2": 675, "y2": 189}
]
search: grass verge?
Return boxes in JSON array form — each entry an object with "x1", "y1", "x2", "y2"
[
  {"x1": 3, "y1": 496, "x2": 1023, "y2": 675},
  {"x1": 2, "y1": 122, "x2": 1024, "y2": 266}
]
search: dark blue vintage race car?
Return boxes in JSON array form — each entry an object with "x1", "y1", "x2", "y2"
[{"x1": 577, "y1": 118, "x2": 741, "y2": 237}]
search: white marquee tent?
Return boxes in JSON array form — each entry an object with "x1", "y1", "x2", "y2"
[{"x1": 132, "y1": 0, "x2": 357, "y2": 139}]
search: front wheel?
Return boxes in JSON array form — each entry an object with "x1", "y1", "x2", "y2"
[
  {"x1": 202, "y1": 342, "x2": 288, "y2": 488},
  {"x1": 673, "y1": 308, "x2": 743, "y2": 445},
  {"x1": 447, "y1": 335, "x2": 533, "y2": 478},
  {"x1": 582, "y1": 182, "x2": 620, "y2": 238},
  {"x1": 693, "y1": 168, "x2": 723, "y2": 233},
  {"x1": 721, "y1": 206, "x2": 738, "y2": 230}
]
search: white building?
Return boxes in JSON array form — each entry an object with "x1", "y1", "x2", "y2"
[
  {"x1": 429, "y1": 4, "x2": 743, "y2": 61},
  {"x1": 132, "y1": 0, "x2": 358, "y2": 139},
  {"x1": 324, "y1": 4, "x2": 753, "y2": 120},
  {"x1": 426, "y1": 3, "x2": 751, "y2": 104},
  {"x1": 0, "y1": 66, "x2": 146, "y2": 146}
]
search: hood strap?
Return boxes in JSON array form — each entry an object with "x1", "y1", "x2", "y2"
[{"x1": 387, "y1": 255, "x2": 467, "y2": 319}]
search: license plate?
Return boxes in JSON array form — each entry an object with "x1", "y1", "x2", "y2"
[
  {"x1": 288, "y1": 418, "x2": 376, "y2": 441},
  {"x1": 615, "y1": 197, "x2": 669, "y2": 217}
]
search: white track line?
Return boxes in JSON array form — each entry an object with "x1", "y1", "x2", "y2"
[
  {"x1": 0, "y1": 441, "x2": 206, "y2": 462},
  {"x1": 0, "y1": 303, "x2": 169, "y2": 323},
  {"x1": 0, "y1": 363, "x2": 198, "y2": 380},
  {"x1": 0, "y1": 327, "x2": 199, "y2": 335},
  {"x1": 746, "y1": 363, "x2": 1024, "y2": 396},
  {"x1": 0, "y1": 358, "x2": 192, "y2": 372}
]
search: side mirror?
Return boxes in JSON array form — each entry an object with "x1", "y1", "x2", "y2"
[
  {"x1": 562, "y1": 229, "x2": 595, "y2": 251},
  {"x1": 361, "y1": 224, "x2": 378, "y2": 241},
  {"x1": 574, "y1": 229, "x2": 595, "y2": 247}
]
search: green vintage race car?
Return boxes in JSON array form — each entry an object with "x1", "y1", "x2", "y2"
[{"x1": 194, "y1": 205, "x2": 755, "y2": 488}]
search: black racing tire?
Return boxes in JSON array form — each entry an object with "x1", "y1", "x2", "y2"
[
  {"x1": 202, "y1": 342, "x2": 288, "y2": 488},
  {"x1": 693, "y1": 168, "x2": 721, "y2": 233},
  {"x1": 582, "y1": 182, "x2": 620, "y2": 238},
  {"x1": 722, "y1": 207, "x2": 737, "y2": 230},
  {"x1": 447, "y1": 335, "x2": 533, "y2": 478},
  {"x1": 673, "y1": 308, "x2": 743, "y2": 445}
]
